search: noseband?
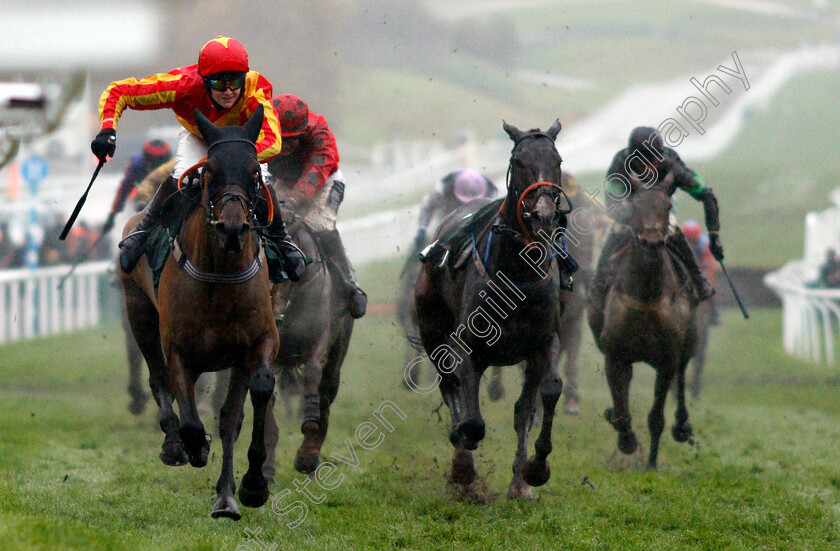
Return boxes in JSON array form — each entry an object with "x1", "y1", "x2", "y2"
[{"x1": 501, "y1": 132, "x2": 571, "y2": 244}]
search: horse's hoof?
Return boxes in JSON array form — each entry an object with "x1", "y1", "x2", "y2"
[
  {"x1": 618, "y1": 431, "x2": 639, "y2": 455},
  {"x1": 449, "y1": 449, "x2": 477, "y2": 486},
  {"x1": 238, "y1": 472, "x2": 270, "y2": 508},
  {"x1": 159, "y1": 440, "x2": 189, "y2": 467},
  {"x1": 563, "y1": 397, "x2": 580, "y2": 415},
  {"x1": 294, "y1": 449, "x2": 321, "y2": 474},
  {"x1": 459, "y1": 419, "x2": 485, "y2": 451},
  {"x1": 672, "y1": 423, "x2": 693, "y2": 443},
  {"x1": 211, "y1": 494, "x2": 242, "y2": 520},
  {"x1": 262, "y1": 462, "x2": 276, "y2": 487},
  {"x1": 188, "y1": 434, "x2": 211, "y2": 468},
  {"x1": 523, "y1": 456, "x2": 550, "y2": 487},
  {"x1": 506, "y1": 480, "x2": 533, "y2": 500}
]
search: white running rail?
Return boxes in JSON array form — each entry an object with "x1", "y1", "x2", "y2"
[
  {"x1": 0, "y1": 260, "x2": 115, "y2": 344},
  {"x1": 764, "y1": 190, "x2": 840, "y2": 364}
]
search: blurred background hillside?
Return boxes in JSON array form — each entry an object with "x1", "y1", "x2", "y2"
[{"x1": 2, "y1": 0, "x2": 840, "y2": 269}]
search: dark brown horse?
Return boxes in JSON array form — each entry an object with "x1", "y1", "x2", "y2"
[
  {"x1": 484, "y1": 173, "x2": 602, "y2": 413},
  {"x1": 261, "y1": 219, "x2": 355, "y2": 481},
  {"x1": 587, "y1": 188, "x2": 698, "y2": 469},
  {"x1": 415, "y1": 120, "x2": 570, "y2": 499},
  {"x1": 120, "y1": 106, "x2": 278, "y2": 519}
]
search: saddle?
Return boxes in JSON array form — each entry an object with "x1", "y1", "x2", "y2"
[
  {"x1": 419, "y1": 198, "x2": 504, "y2": 270},
  {"x1": 145, "y1": 179, "x2": 300, "y2": 287}
]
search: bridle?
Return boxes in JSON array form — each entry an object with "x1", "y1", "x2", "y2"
[
  {"x1": 499, "y1": 132, "x2": 571, "y2": 245},
  {"x1": 170, "y1": 137, "x2": 267, "y2": 284}
]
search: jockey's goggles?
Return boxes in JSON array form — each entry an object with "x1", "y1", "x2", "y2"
[{"x1": 208, "y1": 76, "x2": 245, "y2": 92}]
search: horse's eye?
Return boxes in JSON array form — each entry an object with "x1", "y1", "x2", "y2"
[{"x1": 512, "y1": 157, "x2": 525, "y2": 168}]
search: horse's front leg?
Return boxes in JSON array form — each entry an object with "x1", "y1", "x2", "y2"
[
  {"x1": 647, "y1": 367, "x2": 675, "y2": 469},
  {"x1": 294, "y1": 340, "x2": 330, "y2": 474},
  {"x1": 672, "y1": 357, "x2": 693, "y2": 445},
  {"x1": 524, "y1": 338, "x2": 563, "y2": 489},
  {"x1": 458, "y1": 360, "x2": 487, "y2": 451},
  {"x1": 239, "y1": 338, "x2": 277, "y2": 509},
  {"x1": 604, "y1": 356, "x2": 638, "y2": 455},
  {"x1": 508, "y1": 360, "x2": 543, "y2": 500},
  {"x1": 212, "y1": 368, "x2": 249, "y2": 520},
  {"x1": 169, "y1": 353, "x2": 210, "y2": 468}
]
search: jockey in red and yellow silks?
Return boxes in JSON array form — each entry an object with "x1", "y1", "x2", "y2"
[
  {"x1": 97, "y1": 68, "x2": 281, "y2": 162},
  {"x1": 93, "y1": 36, "x2": 305, "y2": 281}
]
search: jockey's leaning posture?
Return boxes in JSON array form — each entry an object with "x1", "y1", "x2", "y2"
[
  {"x1": 91, "y1": 36, "x2": 305, "y2": 280},
  {"x1": 589, "y1": 126, "x2": 724, "y2": 316},
  {"x1": 267, "y1": 94, "x2": 367, "y2": 318}
]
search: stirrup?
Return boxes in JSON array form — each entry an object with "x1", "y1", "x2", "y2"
[{"x1": 118, "y1": 228, "x2": 149, "y2": 248}]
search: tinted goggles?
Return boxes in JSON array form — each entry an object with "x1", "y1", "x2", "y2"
[{"x1": 208, "y1": 76, "x2": 245, "y2": 92}]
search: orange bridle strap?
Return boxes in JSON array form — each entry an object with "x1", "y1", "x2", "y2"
[
  {"x1": 177, "y1": 157, "x2": 207, "y2": 191},
  {"x1": 515, "y1": 181, "x2": 554, "y2": 244},
  {"x1": 261, "y1": 179, "x2": 274, "y2": 223}
]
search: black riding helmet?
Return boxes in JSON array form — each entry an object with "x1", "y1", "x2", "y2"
[{"x1": 628, "y1": 126, "x2": 665, "y2": 162}]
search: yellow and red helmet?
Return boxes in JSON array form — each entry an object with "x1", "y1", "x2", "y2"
[
  {"x1": 272, "y1": 94, "x2": 309, "y2": 137},
  {"x1": 198, "y1": 36, "x2": 249, "y2": 77}
]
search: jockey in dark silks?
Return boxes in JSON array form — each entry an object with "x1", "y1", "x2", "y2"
[
  {"x1": 267, "y1": 94, "x2": 368, "y2": 318},
  {"x1": 90, "y1": 36, "x2": 305, "y2": 282},
  {"x1": 412, "y1": 168, "x2": 497, "y2": 252},
  {"x1": 100, "y1": 139, "x2": 172, "y2": 237},
  {"x1": 589, "y1": 127, "x2": 725, "y2": 317}
]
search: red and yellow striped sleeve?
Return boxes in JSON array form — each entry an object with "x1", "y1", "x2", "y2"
[
  {"x1": 98, "y1": 69, "x2": 188, "y2": 130},
  {"x1": 242, "y1": 72, "x2": 282, "y2": 162}
]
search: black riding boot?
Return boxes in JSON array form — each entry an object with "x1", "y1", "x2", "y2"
[
  {"x1": 669, "y1": 231, "x2": 715, "y2": 302},
  {"x1": 261, "y1": 186, "x2": 306, "y2": 282},
  {"x1": 119, "y1": 175, "x2": 176, "y2": 273},
  {"x1": 317, "y1": 229, "x2": 368, "y2": 319}
]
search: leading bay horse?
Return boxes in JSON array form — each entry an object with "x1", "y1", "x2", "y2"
[
  {"x1": 415, "y1": 120, "x2": 570, "y2": 499},
  {"x1": 587, "y1": 187, "x2": 698, "y2": 469},
  {"x1": 120, "y1": 106, "x2": 278, "y2": 519}
]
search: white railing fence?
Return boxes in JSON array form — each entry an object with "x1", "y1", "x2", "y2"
[
  {"x1": 764, "y1": 262, "x2": 840, "y2": 364},
  {"x1": 0, "y1": 260, "x2": 119, "y2": 344},
  {"x1": 765, "y1": 189, "x2": 840, "y2": 364}
]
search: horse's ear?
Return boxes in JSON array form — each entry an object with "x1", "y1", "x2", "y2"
[
  {"x1": 243, "y1": 104, "x2": 264, "y2": 144},
  {"x1": 546, "y1": 119, "x2": 562, "y2": 140},
  {"x1": 194, "y1": 108, "x2": 219, "y2": 143},
  {"x1": 503, "y1": 120, "x2": 523, "y2": 142}
]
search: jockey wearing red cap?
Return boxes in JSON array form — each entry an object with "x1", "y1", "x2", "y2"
[
  {"x1": 91, "y1": 36, "x2": 304, "y2": 281},
  {"x1": 267, "y1": 94, "x2": 367, "y2": 318}
]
